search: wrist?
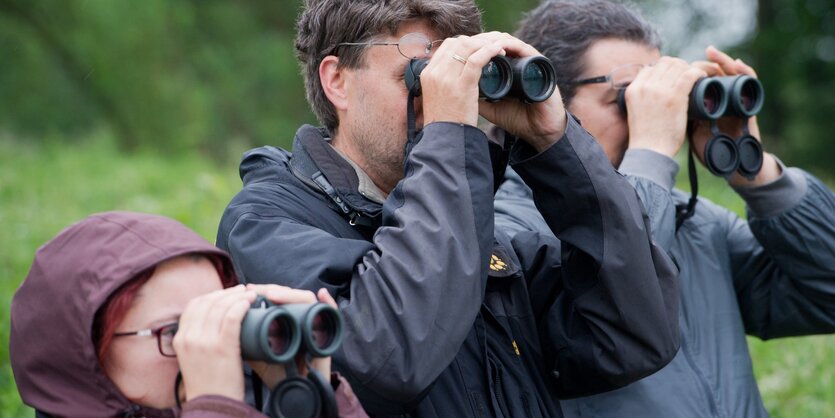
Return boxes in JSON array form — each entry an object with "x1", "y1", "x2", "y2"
[
  {"x1": 627, "y1": 135, "x2": 680, "y2": 159},
  {"x1": 521, "y1": 110, "x2": 567, "y2": 153},
  {"x1": 727, "y1": 152, "x2": 781, "y2": 187}
]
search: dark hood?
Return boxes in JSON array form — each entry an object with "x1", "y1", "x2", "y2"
[{"x1": 10, "y1": 211, "x2": 235, "y2": 418}]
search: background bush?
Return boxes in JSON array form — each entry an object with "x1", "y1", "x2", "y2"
[{"x1": 1, "y1": 0, "x2": 833, "y2": 416}]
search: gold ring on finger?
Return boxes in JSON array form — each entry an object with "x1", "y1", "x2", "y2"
[{"x1": 452, "y1": 53, "x2": 468, "y2": 64}]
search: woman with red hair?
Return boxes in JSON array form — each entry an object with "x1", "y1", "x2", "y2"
[{"x1": 10, "y1": 211, "x2": 365, "y2": 418}]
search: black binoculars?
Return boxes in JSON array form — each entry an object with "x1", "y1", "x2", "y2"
[
  {"x1": 240, "y1": 296, "x2": 344, "y2": 363},
  {"x1": 405, "y1": 55, "x2": 557, "y2": 103},
  {"x1": 617, "y1": 75, "x2": 765, "y2": 179},
  {"x1": 617, "y1": 75, "x2": 764, "y2": 120}
]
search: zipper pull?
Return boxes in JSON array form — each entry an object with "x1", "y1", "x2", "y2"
[{"x1": 512, "y1": 340, "x2": 521, "y2": 356}]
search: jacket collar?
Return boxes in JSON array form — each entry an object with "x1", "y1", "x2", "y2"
[{"x1": 289, "y1": 125, "x2": 382, "y2": 228}]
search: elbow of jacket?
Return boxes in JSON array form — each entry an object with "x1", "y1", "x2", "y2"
[
  {"x1": 598, "y1": 327, "x2": 680, "y2": 392},
  {"x1": 627, "y1": 328, "x2": 680, "y2": 386}
]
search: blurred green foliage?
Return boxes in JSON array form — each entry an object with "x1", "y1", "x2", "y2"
[
  {"x1": 744, "y1": 0, "x2": 835, "y2": 177},
  {"x1": 1, "y1": 0, "x2": 830, "y2": 176},
  {"x1": 1, "y1": 1, "x2": 834, "y2": 417}
]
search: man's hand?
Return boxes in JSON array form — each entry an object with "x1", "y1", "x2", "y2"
[
  {"x1": 476, "y1": 32, "x2": 567, "y2": 153},
  {"x1": 420, "y1": 32, "x2": 567, "y2": 153},
  {"x1": 691, "y1": 46, "x2": 781, "y2": 186},
  {"x1": 625, "y1": 57, "x2": 706, "y2": 158}
]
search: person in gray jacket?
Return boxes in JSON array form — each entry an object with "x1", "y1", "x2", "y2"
[
  {"x1": 494, "y1": 1, "x2": 835, "y2": 417},
  {"x1": 216, "y1": 0, "x2": 680, "y2": 416}
]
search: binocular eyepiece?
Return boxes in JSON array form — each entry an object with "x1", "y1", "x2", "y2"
[
  {"x1": 240, "y1": 296, "x2": 344, "y2": 363},
  {"x1": 617, "y1": 75, "x2": 764, "y2": 120},
  {"x1": 405, "y1": 55, "x2": 557, "y2": 103}
]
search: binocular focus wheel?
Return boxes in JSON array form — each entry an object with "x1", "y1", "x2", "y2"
[
  {"x1": 270, "y1": 377, "x2": 321, "y2": 418},
  {"x1": 704, "y1": 134, "x2": 740, "y2": 177},
  {"x1": 736, "y1": 135, "x2": 763, "y2": 178}
]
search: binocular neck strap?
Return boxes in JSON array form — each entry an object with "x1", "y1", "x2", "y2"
[
  {"x1": 676, "y1": 147, "x2": 699, "y2": 232},
  {"x1": 405, "y1": 87, "x2": 419, "y2": 158}
]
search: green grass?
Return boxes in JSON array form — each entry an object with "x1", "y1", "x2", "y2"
[{"x1": 1, "y1": 134, "x2": 833, "y2": 417}]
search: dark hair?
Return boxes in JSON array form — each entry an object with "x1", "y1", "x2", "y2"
[
  {"x1": 515, "y1": 0, "x2": 661, "y2": 104},
  {"x1": 295, "y1": 0, "x2": 482, "y2": 134}
]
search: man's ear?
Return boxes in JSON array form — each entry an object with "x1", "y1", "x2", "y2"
[{"x1": 320, "y1": 56, "x2": 348, "y2": 111}]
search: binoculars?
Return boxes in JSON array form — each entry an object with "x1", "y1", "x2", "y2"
[
  {"x1": 617, "y1": 75, "x2": 764, "y2": 120},
  {"x1": 405, "y1": 55, "x2": 557, "y2": 103},
  {"x1": 617, "y1": 75, "x2": 765, "y2": 179},
  {"x1": 240, "y1": 296, "x2": 344, "y2": 363}
]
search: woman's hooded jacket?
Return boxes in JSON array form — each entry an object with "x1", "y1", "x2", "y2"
[{"x1": 10, "y1": 211, "x2": 238, "y2": 418}]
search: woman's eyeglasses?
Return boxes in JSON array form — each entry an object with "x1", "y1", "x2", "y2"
[{"x1": 113, "y1": 322, "x2": 179, "y2": 357}]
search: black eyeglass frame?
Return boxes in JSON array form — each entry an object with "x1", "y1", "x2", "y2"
[
  {"x1": 113, "y1": 322, "x2": 179, "y2": 358},
  {"x1": 561, "y1": 63, "x2": 647, "y2": 88}
]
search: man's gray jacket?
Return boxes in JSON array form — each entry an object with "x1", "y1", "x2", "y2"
[
  {"x1": 216, "y1": 118, "x2": 679, "y2": 417},
  {"x1": 495, "y1": 148, "x2": 835, "y2": 418}
]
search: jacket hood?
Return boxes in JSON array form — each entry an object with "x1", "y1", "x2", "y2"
[{"x1": 10, "y1": 211, "x2": 235, "y2": 418}]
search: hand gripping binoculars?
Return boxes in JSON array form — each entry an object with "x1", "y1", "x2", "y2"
[
  {"x1": 617, "y1": 75, "x2": 765, "y2": 179},
  {"x1": 405, "y1": 55, "x2": 558, "y2": 103},
  {"x1": 240, "y1": 296, "x2": 344, "y2": 362},
  {"x1": 241, "y1": 297, "x2": 344, "y2": 418}
]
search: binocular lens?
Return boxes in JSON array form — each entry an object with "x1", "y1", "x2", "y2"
[
  {"x1": 690, "y1": 78, "x2": 728, "y2": 120},
  {"x1": 717, "y1": 75, "x2": 764, "y2": 118},
  {"x1": 703, "y1": 83, "x2": 721, "y2": 115},
  {"x1": 738, "y1": 77, "x2": 763, "y2": 115},
  {"x1": 241, "y1": 298, "x2": 344, "y2": 363},
  {"x1": 267, "y1": 315, "x2": 294, "y2": 356},
  {"x1": 311, "y1": 310, "x2": 336, "y2": 350},
  {"x1": 479, "y1": 57, "x2": 513, "y2": 101},
  {"x1": 510, "y1": 56, "x2": 557, "y2": 103}
]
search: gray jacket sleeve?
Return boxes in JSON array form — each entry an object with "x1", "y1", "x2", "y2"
[
  {"x1": 728, "y1": 164, "x2": 835, "y2": 339},
  {"x1": 223, "y1": 123, "x2": 494, "y2": 413},
  {"x1": 508, "y1": 117, "x2": 681, "y2": 396},
  {"x1": 617, "y1": 149, "x2": 679, "y2": 250}
]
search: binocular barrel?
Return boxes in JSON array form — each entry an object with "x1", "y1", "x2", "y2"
[
  {"x1": 717, "y1": 75, "x2": 764, "y2": 118},
  {"x1": 240, "y1": 297, "x2": 344, "y2": 363},
  {"x1": 405, "y1": 55, "x2": 557, "y2": 103},
  {"x1": 617, "y1": 75, "x2": 764, "y2": 120}
]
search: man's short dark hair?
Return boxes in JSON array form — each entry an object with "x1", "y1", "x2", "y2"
[
  {"x1": 295, "y1": 0, "x2": 482, "y2": 134},
  {"x1": 516, "y1": 0, "x2": 661, "y2": 104}
]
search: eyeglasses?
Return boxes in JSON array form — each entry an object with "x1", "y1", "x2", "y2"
[
  {"x1": 113, "y1": 322, "x2": 179, "y2": 357},
  {"x1": 563, "y1": 63, "x2": 646, "y2": 89},
  {"x1": 332, "y1": 32, "x2": 443, "y2": 60}
]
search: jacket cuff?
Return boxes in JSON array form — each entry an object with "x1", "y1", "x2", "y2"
[
  {"x1": 618, "y1": 148, "x2": 680, "y2": 192},
  {"x1": 181, "y1": 395, "x2": 267, "y2": 418},
  {"x1": 508, "y1": 112, "x2": 581, "y2": 164},
  {"x1": 732, "y1": 156, "x2": 808, "y2": 218}
]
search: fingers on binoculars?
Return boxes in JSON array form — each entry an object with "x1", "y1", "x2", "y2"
[
  {"x1": 675, "y1": 67, "x2": 709, "y2": 93},
  {"x1": 317, "y1": 288, "x2": 338, "y2": 308},
  {"x1": 473, "y1": 31, "x2": 540, "y2": 57},
  {"x1": 246, "y1": 283, "x2": 318, "y2": 304},
  {"x1": 178, "y1": 287, "x2": 254, "y2": 347},
  {"x1": 691, "y1": 60, "x2": 724, "y2": 77},
  {"x1": 706, "y1": 45, "x2": 758, "y2": 78}
]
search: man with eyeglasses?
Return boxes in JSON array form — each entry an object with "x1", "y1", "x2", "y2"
[
  {"x1": 494, "y1": 1, "x2": 835, "y2": 417},
  {"x1": 217, "y1": 1, "x2": 681, "y2": 416}
]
